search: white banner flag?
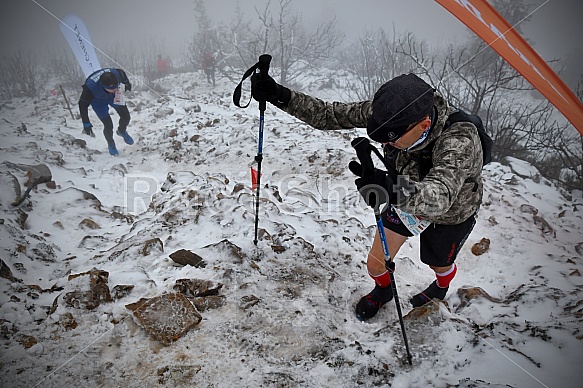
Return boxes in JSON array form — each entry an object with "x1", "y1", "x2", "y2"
[{"x1": 59, "y1": 14, "x2": 101, "y2": 78}]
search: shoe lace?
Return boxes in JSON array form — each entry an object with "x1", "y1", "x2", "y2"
[{"x1": 364, "y1": 295, "x2": 382, "y2": 308}]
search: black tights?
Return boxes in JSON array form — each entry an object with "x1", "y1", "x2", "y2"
[{"x1": 99, "y1": 105, "x2": 130, "y2": 146}]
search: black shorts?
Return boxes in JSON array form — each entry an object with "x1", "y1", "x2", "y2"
[{"x1": 382, "y1": 207, "x2": 476, "y2": 267}]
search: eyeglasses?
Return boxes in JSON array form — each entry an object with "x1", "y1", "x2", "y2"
[{"x1": 388, "y1": 117, "x2": 427, "y2": 143}]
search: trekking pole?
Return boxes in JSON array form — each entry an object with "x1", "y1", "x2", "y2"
[
  {"x1": 351, "y1": 137, "x2": 413, "y2": 366},
  {"x1": 232, "y1": 54, "x2": 273, "y2": 245},
  {"x1": 252, "y1": 54, "x2": 272, "y2": 245}
]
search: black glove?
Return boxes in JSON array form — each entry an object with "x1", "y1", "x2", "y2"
[
  {"x1": 250, "y1": 73, "x2": 291, "y2": 108},
  {"x1": 350, "y1": 161, "x2": 396, "y2": 208},
  {"x1": 124, "y1": 82, "x2": 132, "y2": 92},
  {"x1": 82, "y1": 123, "x2": 95, "y2": 137}
]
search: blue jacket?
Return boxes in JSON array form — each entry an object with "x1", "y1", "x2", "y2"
[{"x1": 78, "y1": 68, "x2": 130, "y2": 123}]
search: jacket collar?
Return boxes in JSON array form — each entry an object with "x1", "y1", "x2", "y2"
[{"x1": 406, "y1": 90, "x2": 449, "y2": 152}]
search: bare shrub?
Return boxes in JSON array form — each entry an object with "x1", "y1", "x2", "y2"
[{"x1": 0, "y1": 50, "x2": 48, "y2": 99}]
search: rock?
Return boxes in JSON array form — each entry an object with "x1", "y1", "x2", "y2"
[
  {"x1": 201, "y1": 240, "x2": 245, "y2": 264},
  {"x1": 173, "y1": 279, "x2": 222, "y2": 298},
  {"x1": 78, "y1": 235, "x2": 106, "y2": 249},
  {"x1": 191, "y1": 296, "x2": 225, "y2": 311},
  {"x1": 455, "y1": 286, "x2": 502, "y2": 312},
  {"x1": 22, "y1": 164, "x2": 52, "y2": 187},
  {"x1": 533, "y1": 214, "x2": 556, "y2": 238},
  {"x1": 185, "y1": 104, "x2": 201, "y2": 113},
  {"x1": 0, "y1": 259, "x2": 21, "y2": 282},
  {"x1": 520, "y1": 204, "x2": 538, "y2": 215},
  {"x1": 126, "y1": 293, "x2": 202, "y2": 345},
  {"x1": 0, "y1": 171, "x2": 21, "y2": 206},
  {"x1": 141, "y1": 238, "x2": 164, "y2": 256},
  {"x1": 271, "y1": 245, "x2": 286, "y2": 253},
  {"x1": 79, "y1": 218, "x2": 100, "y2": 229},
  {"x1": 232, "y1": 183, "x2": 244, "y2": 194},
  {"x1": 487, "y1": 216, "x2": 498, "y2": 226},
  {"x1": 404, "y1": 299, "x2": 445, "y2": 321},
  {"x1": 18, "y1": 335, "x2": 37, "y2": 349},
  {"x1": 154, "y1": 107, "x2": 174, "y2": 118},
  {"x1": 240, "y1": 295, "x2": 260, "y2": 310},
  {"x1": 157, "y1": 364, "x2": 202, "y2": 384},
  {"x1": 471, "y1": 238, "x2": 490, "y2": 256},
  {"x1": 1, "y1": 319, "x2": 17, "y2": 338},
  {"x1": 32, "y1": 242, "x2": 57, "y2": 262},
  {"x1": 257, "y1": 228, "x2": 271, "y2": 241},
  {"x1": 111, "y1": 211, "x2": 134, "y2": 223},
  {"x1": 134, "y1": 101, "x2": 146, "y2": 112},
  {"x1": 16, "y1": 210, "x2": 28, "y2": 229},
  {"x1": 72, "y1": 138, "x2": 87, "y2": 148},
  {"x1": 0, "y1": 162, "x2": 51, "y2": 190},
  {"x1": 59, "y1": 312, "x2": 78, "y2": 330},
  {"x1": 171, "y1": 140, "x2": 182, "y2": 150},
  {"x1": 169, "y1": 249, "x2": 206, "y2": 267},
  {"x1": 111, "y1": 284, "x2": 135, "y2": 300},
  {"x1": 64, "y1": 269, "x2": 112, "y2": 310}
]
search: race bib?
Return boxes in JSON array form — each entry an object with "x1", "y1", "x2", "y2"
[
  {"x1": 113, "y1": 87, "x2": 126, "y2": 105},
  {"x1": 392, "y1": 206, "x2": 431, "y2": 236}
]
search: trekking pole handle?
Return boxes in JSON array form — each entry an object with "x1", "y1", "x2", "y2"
[
  {"x1": 257, "y1": 54, "x2": 272, "y2": 78},
  {"x1": 257, "y1": 54, "x2": 271, "y2": 112}
]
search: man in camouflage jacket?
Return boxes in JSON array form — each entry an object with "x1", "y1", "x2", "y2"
[{"x1": 251, "y1": 72, "x2": 483, "y2": 321}]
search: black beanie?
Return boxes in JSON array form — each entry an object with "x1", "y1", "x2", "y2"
[{"x1": 367, "y1": 74, "x2": 434, "y2": 143}]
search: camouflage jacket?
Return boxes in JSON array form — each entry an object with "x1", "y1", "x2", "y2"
[{"x1": 283, "y1": 90, "x2": 483, "y2": 225}]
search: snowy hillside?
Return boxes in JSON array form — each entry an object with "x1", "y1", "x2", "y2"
[{"x1": 0, "y1": 71, "x2": 582, "y2": 388}]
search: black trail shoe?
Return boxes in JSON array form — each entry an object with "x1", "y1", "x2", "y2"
[
  {"x1": 355, "y1": 284, "x2": 394, "y2": 321},
  {"x1": 410, "y1": 280, "x2": 448, "y2": 307}
]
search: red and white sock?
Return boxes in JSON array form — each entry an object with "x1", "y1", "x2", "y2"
[
  {"x1": 435, "y1": 264, "x2": 457, "y2": 288},
  {"x1": 370, "y1": 270, "x2": 391, "y2": 288}
]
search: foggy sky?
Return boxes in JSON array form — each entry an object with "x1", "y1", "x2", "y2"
[{"x1": 0, "y1": 0, "x2": 581, "y2": 71}]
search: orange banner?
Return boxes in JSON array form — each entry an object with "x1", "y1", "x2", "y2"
[{"x1": 435, "y1": 0, "x2": 583, "y2": 135}]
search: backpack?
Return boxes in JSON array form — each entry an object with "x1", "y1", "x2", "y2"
[{"x1": 418, "y1": 109, "x2": 493, "y2": 190}]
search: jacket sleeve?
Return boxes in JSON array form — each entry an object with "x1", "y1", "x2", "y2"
[
  {"x1": 116, "y1": 69, "x2": 130, "y2": 84},
  {"x1": 398, "y1": 122, "x2": 482, "y2": 218},
  {"x1": 78, "y1": 85, "x2": 94, "y2": 125},
  {"x1": 282, "y1": 90, "x2": 371, "y2": 130}
]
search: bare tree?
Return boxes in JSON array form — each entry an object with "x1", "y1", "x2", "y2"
[
  {"x1": 0, "y1": 50, "x2": 48, "y2": 99},
  {"x1": 45, "y1": 48, "x2": 85, "y2": 89},
  {"x1": 532, "y1": 78, "x2": 583, "y2": 190},
  {"x1": 260, "y1": 0, "x2": 343, "y2": 85},
  {"x1": 437, "y1": 42, "x2": 531, "y2": 116},
  {"x1": 340, "y1": 27, "x2": 430, "y2": 100},
  {"x1": 187, "y1": 0, "x2": 215, "y2": 72},
  {"x1": 194, "y1": 3, "x2": 252, "y2": 83},
  {"x1": 191, "y1": 0, "x2": 343, "y2": 87}
]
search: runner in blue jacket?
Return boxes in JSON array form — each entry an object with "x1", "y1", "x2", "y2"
[{"x1": 78, "y1": 68, "x2": 134, "y2": 155}]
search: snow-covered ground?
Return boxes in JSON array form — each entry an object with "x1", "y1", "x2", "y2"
[{"x1": 0, "y1": 71, "x2": 582, "y2": 387}]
